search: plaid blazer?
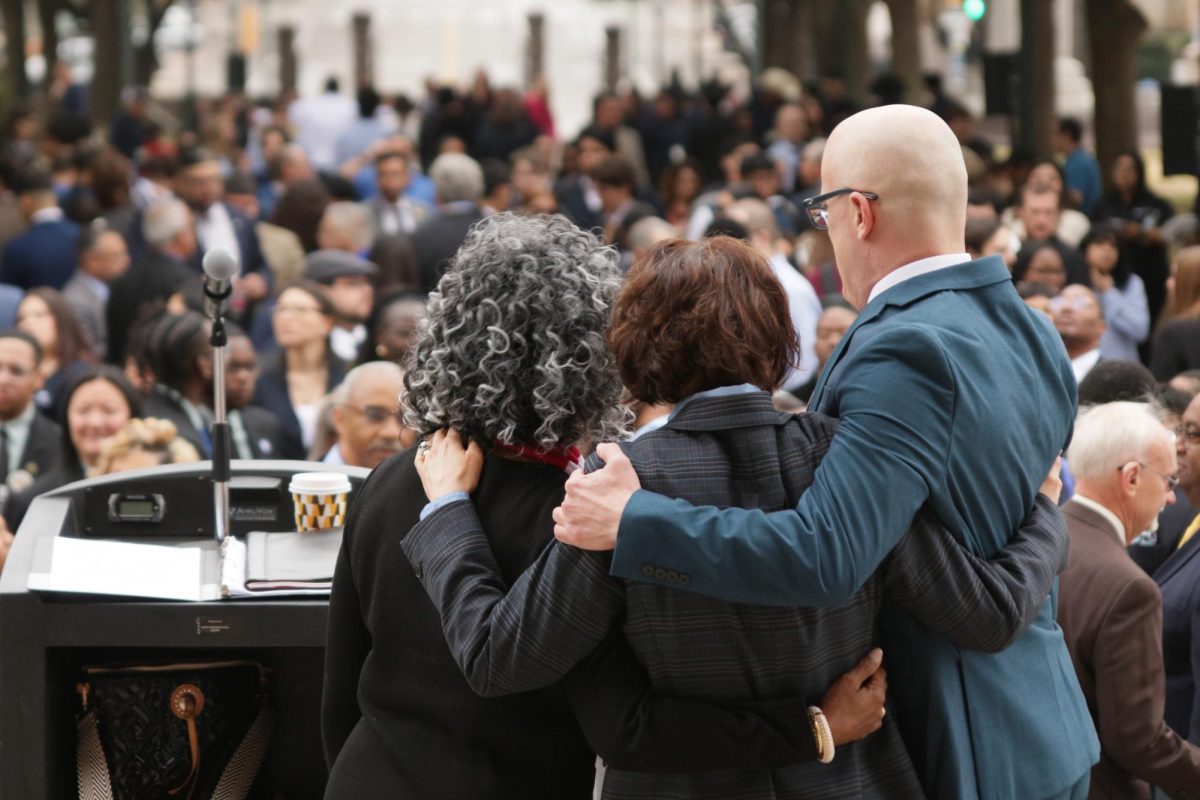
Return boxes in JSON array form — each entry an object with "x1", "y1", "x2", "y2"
[{"x1": 403, "y1": 390, "x2": 1069, "y2": 800}]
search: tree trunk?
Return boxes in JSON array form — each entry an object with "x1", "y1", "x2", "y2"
[
  {"x1": 39, "y1": 0, "x2": 60, "y2": 94},
  {"x1": 91, "y1": 0, "x2": 128, "y2": 127},
  {"x1": 2, "y1": 0, "x2": 27, "y2": 111},
  {"x1": 1084, "y1": 0, "x2": 1146, "y2": 185},
  {"x1": 763, "y1": 0, "x2": 802, "y2": 74},
  {"x1": 884, "y1": 0, "x2": 923, "y2": 104},
  {"x1": 1018, "y1": 0, "x2": 1055, "y2": 159},
  {"x1": 134, "y1": 0, "x2": 171, "y2": 88},
  {"x1": 812, "y1": 0, "x2": 869, "y2": 103}
]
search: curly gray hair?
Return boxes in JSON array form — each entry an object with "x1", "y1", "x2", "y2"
[{"x1": 404, "y1": 213, "x2": 628, "y2": 448}]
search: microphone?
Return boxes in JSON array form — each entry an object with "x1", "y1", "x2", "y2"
[{"x1": 201, "y1": 249, "x2": 239, "y2": 320}]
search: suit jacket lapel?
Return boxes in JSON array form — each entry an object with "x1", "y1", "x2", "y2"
[
  {"x1": 808, "y1": 256, "x2": 1013, "y2": 413},
  {"x1": 1154, "y1": 518, "x2": 1200, "y2": 585}
]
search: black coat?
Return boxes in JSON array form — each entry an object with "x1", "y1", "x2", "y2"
[
  {"x1": 1150, "y1": 317, "x2": 1200, "y2": 382},
  {"x1": 106, "y1": 249, "x2": 194, "y2": 365},
  {"x1": 250, "y1": 354, "x2": 345, "y2": 461},
  {"x1": 410, "y1": 208, "x2": 483, "y2": 293}
]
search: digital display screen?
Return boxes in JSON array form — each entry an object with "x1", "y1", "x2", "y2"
[{"x1": 117, "y1": 499, "x2": 156, "y2": 519}]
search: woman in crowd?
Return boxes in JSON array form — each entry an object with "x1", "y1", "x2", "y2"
[
  {"x1": 658, "y1": 160, "x2": 704, "y2": 232},
  {"x1": 356, "y1": 289, "x2": 427, "y2": 367},
  {"x1": 1092, "y1": 150, "x2": 1175, "y2": 326},
  {"x1": 400, "y1": 232, "x2": 1068, "y2": 799},
  {"x1": 1012, "y1": 239, "x2": 1068, "y2": 295},
  {"x1": 16, "y1": 287, "x2": 95, "y2": 416},
  {"x1": 1151, "y1": 246, "x2": 1200, "y2": 382},
  {"x1": 96, "y1": 417, "x2": 200, "y2": 475},
  {"x1": 322, "y1": 215, "x2": 898, "y2": 800},
  {"x1": 253, "y1": 281, "x2": 343, "y2": 460},
  {"x1": 5, "y1": 366, "x2": 141, "y2": 529},
  {"x1": 1083, "y1": 222, "x2": 1150, "y2": 362}
]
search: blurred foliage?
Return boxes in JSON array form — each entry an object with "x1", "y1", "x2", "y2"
[{"x1": 1137, "y1": 30, "x2": 1191, "y2": 83}]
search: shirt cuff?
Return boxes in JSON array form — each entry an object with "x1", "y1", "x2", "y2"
[{"x1": 419, "y1": 491, "x2": 470, "y2": 521}]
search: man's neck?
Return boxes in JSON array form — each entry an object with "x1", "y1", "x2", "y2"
[
  {"x1": 1072, "y1": 484, "x2": 1132, "y2": 543},
  {"x1": 0, "y1": 403, "x2": 29, "y2": 424},
  {"x1": 1065, "y1": 340, "x2": 1099, "y2": 360}
]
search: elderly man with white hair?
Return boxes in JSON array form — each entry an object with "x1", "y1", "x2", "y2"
[
  {"x1": 1057, "y1": 402, "x2": 1200, "y2": 799},
  {"x1": 411, "y1": 153, "x2": 485, "y2": 292}
]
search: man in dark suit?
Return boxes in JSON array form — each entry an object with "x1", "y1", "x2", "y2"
[
  {"x1": 62, "y1": 223, "x2": 130, "y2": 362},
  {"x1": 554, "y1": 126, "x2": 615, "y2": 233},
  {"x1": 225, "y1": 331, "x2": 281, "y2": 460},
  {"x1": 410, "y1": 153, "x2": 484, "y2": 292},
  {"x1": 175, "y1": 148, "x2": 270, "y2": 312},
  {"x1": 1057, "y1": 401, "x2": 1200, "y2": 798},
  {"x1": 0, "y1": 332, "x2": 61, "y2": 514},
  {"x1": 554, "y1": 105, "x2": 1098, "y2": 798},
  {"x1": 0, "y1": 169, "x2": 80, "y2": 290},
  {"x1": 106, "y1": 198, "x2": 197, "y2": 366},
  {"x1": 1157, "y1": 392, "x2": 1200, "y2": 747}
]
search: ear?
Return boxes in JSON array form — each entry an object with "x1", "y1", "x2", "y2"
[
  {"x1": 331, "y1": 404, "x2": 347, "y2": 436},
  {"x1": 852, "y1": 192, "x2": 875, "y2": 241},
  {"x1": 1118, "y1": 462, "x2": 1139, "y2": 496}
]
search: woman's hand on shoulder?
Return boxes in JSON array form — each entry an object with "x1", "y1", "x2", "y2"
[{"x1": 415, "y1": 429, "x2": 484, "y2": 501}]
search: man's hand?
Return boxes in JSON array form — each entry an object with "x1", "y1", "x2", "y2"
[
  {"x1": 820, "y1": 647, "x2": 888, "y2": 746},
  {"x1": 414, "y1": 429, "x2": 484, "y2": 501},
  {"x1": 1039, "y1": 456, "x2": 1063, "y2": 505},
  {"x1": 552, "y1": 443, "x2": 641, "y2": 551}
]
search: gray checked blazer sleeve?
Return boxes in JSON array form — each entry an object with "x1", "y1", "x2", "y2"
[
  {"x1": 883, "y1": 494, "x2": 1069, "y2": 653},
  {"x1": 401, "y1": 499, "x2": 625, "y2": 696}
]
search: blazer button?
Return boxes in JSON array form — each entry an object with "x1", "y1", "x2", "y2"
[
  {"x1": 413, "y1": 561, "x2": 423, "y2": 579},
  {"x1": 654, "y1": 567, "x2": 667, "y2": 580},
  {"x1": 641, "y1": 564, "x2": 654, "y2": 577},
  {"x1": 679, "y1": 574, "x2": 690, "y2": 585},
  {"x1": 666, "y1": 571, "x2": 679, "y2": 582}
]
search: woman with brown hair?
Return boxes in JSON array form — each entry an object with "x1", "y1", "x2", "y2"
[
  {"x1": 407, "y1": 235, "x2": 1068, "y2": 799},
  {"x1": 16, "y1": 287, "x2": 96, "y2": 416},
  {"x1": 1150, "y1": 246, "x2": 1200, "y2": 381}
]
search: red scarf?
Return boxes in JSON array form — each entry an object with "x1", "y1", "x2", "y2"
[{"x1": 492, "y1": 441, "x2": 582, "y2": 474}]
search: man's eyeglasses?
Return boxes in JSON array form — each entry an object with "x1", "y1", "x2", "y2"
[
  {"x1": 1173, "y1": 425, "x2": 1200, "y2": 445},
  {"x1": 801, "y1": 188, "x2": 880, "y2": 230},
  {"x1": 1119, "y1": 461, "x2": 1180, "y2": 491},
  {"x1": 341, "y1": 404, "x2": 404, "y2": 425}
]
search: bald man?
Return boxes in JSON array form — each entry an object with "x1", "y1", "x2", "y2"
[{"x1": 555, "y1": 105, "x2": 1098, "y2": 798}]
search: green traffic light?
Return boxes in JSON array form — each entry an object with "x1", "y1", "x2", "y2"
[{"x1": 963, "y1": 0, "x2": 986, "y2": 21}]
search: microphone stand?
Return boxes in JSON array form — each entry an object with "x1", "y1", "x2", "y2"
[{"x1": 210, "y1": 313, "x2": 232, "y2": 542}]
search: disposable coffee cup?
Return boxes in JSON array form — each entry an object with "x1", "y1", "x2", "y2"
[{"x1": 289, "y1": 472, "x2": 352, "y2": 532}]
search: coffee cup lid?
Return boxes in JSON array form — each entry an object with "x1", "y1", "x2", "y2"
[{"x1": 289, "y1": 472, "x2": 352, "y2": 495}]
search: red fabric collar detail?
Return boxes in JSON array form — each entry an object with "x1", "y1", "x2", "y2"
[{"x1": 492, "y1": 441, "x2": 582, "y2": 473}]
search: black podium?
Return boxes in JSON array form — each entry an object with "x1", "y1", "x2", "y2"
[{"x1": 0, "y1": 460, "x2": 370, "y2": 799}]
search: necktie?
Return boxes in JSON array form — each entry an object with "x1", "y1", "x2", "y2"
[
  {"x1": 1176, "y1": 514, "x2": 1200, "y2": 551},
  {"x1": 0, "y1": 426, "x2": 10, "y2": 484}
]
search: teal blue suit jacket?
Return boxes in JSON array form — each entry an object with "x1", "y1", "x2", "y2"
[{"x1": 611, "y1": 256, "x2": 1099, "y2": 799}]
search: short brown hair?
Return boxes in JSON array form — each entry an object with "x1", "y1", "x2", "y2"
[{"x1": 609, "y1": 237, "x2": 797, "y2": 404}]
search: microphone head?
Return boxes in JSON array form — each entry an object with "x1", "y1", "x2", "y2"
[{"x1": 202, "y1": 248, "x2": 239, "y2": 282}]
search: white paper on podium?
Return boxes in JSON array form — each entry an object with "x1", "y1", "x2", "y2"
[{"x1": 26, "y1": 537, "x2": 221, "y2": 601}]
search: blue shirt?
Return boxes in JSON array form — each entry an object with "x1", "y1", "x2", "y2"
[{"x1": 1063, "y1": 148, "x2": 1103, "y2": 216}]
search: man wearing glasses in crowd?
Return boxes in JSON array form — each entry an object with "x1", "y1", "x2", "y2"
[
  {"x1": 324, "y1": 361, "x2": 413, "y2": 469},
  {"x1": 555, "y1": 104, "x2": 1100, "y2": 798}
]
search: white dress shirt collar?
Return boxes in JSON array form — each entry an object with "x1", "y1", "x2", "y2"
[
  {"x1": 1070, "y1": 494, "x2": 1127, "y2": 546},
  {"x1": 868, "y1": 253, "x2": 972, "y2": 304}
]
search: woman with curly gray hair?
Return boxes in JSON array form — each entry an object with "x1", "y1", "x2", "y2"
[
  {"x1": 324, "y1": 213, "x2": 839, "y2": 799},
  {"x1": 402, "y1": 212, "x2": 628, "y2": 449}
]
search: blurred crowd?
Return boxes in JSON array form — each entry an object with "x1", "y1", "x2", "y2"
[{"x1": 0, "y1": 66, "x2": 1196, "y2": 570}]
